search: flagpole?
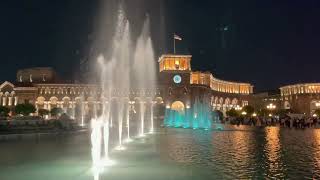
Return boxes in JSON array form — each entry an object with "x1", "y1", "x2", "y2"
[{"x1": 173, "y1": 33, "x2": 176, "y2": 54}]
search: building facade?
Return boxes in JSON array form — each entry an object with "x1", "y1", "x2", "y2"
[
  {"x1": 0, "y1": 55, "x2": 254, "y2": 121},
  {"x1": 280, "y1": 83, "x2": 320, "y2": 115}
]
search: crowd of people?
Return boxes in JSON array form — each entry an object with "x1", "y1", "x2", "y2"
[{"x1": 225, "y1": 116, "x2": 320, "y2": 128}]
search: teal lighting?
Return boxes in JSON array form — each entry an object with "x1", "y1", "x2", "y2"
[{"x1": 164, "y1": 97, "x2": 215, "y2": 130}]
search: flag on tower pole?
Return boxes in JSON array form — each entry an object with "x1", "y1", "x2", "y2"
[
  {"x1": 174, "y1": 34, "x2": 182, "y2": 41},
  {"x1": 173, "y1": 33, "x2": 182, "y2": 54}
]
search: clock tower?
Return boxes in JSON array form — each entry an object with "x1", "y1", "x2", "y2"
[
  {"x1": 158, "y1": 54, "x2": 192, "y2": 109},
  {"x1": 158, "y1": 54, "x2": 192, "y2": 87}
]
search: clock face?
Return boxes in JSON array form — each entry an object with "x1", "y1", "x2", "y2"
[{"x1": 173, "y1": 75, "x2": 182, "y2": 84}]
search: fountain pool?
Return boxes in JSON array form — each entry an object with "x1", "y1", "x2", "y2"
[{"x1": 1, "y1": 127, "x2": 320, "y2": 179}]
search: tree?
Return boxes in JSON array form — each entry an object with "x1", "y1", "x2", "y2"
[
  {"x1": 257, "y1": 108, "x2": 268, "y2": 117},
  {"x1": 38, "y1": 109, "x2": 49, "y2": 118},
  {"x1": 226, "y1": 108, "x2": 239, "y2": 117},
  {"x1": 213, "y1": 110, "x2": 224, "y2": 121},
  {"x1": 276, "y1": 109, "x2": 291, "y2": 118},
  {"x1": 15, "y1": 103, "x2": 36, "y2": 116},
  {"x1": 50, "y1": 107, "x2": 63, "y2": 118},
  {"x1": 242, "y1": 105, "x2": 254, "y2": 116},
  {"x1": 0, "y1": 106, "x2": 10, "y2": 117},
  {"x1": 314, "y1": 109, "x2": 320, "y2": 117}
]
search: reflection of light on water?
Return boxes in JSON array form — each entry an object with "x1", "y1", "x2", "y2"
[
  {"x1": 264, "y1": 127, "x2": 285, "y2": 178},
  {"x1": 312, "y1": 130, "x2": 320, "y2": 175}
]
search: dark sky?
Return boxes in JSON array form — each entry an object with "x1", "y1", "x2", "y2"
[{"x1": 1, "y1": 0, "x2": 320, "y2": 92}]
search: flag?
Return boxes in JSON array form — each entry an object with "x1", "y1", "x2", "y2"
[{"x1": 174, "y1": 34, "x2": 182, "y2": 41}]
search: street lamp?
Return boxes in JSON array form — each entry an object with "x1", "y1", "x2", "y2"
[
  {"x1": 252, "y1": 113, "x2": 257, "y2": 117},
  {"x1": 235, "y1": 105, "x2": 242, "y2": 111},
  {"x1": 267, "y1": 103, "x2": 276, "y2": 110},
  {"x1": 241, "y1": 111, "x2": 247, "y2": 116}
]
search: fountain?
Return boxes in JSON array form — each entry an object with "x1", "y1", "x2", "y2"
[
  {"x1": 164, "y1": 97, "x2": 213, "y2": 129},
  {"x1": 89, "y1": 3, "x2": 156, "y2": 179}
]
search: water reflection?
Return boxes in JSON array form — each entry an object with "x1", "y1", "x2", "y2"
[
  {"x1": 264, "y1": 127, "x2": 286, "y2": 179},
  {"x1": 312, "y1": 130, "x2": 320, "y2": 178}
]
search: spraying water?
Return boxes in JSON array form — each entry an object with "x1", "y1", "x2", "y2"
[{"x1": 90, "y1": 4, "x2": 156, "y2": 179}]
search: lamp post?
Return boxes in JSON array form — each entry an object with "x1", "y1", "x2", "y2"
[
  {"x1": 267, "y1": 103, "x2": 276, "y2": 117},
  {"x1": 235, "y1": 105, "x2": 242, "y2": 111}
]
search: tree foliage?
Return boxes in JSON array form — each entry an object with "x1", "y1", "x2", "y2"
[
  {"x1": 0, "y1": 106, "x2": 10, "y2": 117},
  {"x1": 242, "y1": 105, "x2": 254, "y2": 116},
  {"x1": 314, "y1": 109, "x2": 320, "y2": 117},
  {"x1": 15, "y1": 103, "x2": 36, "y2": 116},
  {"x1": 226, "y1": 108, "x2": 239, "y2": 117},
  {"x1": 38, "y1": 109, "x2": 50, "y2": 117},
  {"x1": 50, "y1": 107, "x2": 63, "y2": 117},
  {"x1": 214, "y1": 110, "x2": 224, "y2": 120}
]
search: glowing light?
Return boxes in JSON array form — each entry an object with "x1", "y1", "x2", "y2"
[
  {"x1": 252, "y1": 113, "x2": 257, "y2": 117},
  {"x1": 114, "y1": 145, "x2": 126, "y2": 151},
  {"x1": 267, "y1": 103, "x2": 276, "y2": 110},
  {"x1": 241, "y1": 111, "x2": 247, "y2": 115},
  {"x1": 313, "y1": 114, "x2": 318, "y2": 117},
  {"x1": 269, "y1": 113, "x2": 272, "y2": 117}
]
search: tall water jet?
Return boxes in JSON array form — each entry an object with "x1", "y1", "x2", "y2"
[
  {"x1": 133, "y1": 15, "x2": 156, "y2": 135},
  {"x1": 139, "y1": 101, "x2": 145, "y2": 136},
  {"x1": 115, "y1": 100, "x2": 125, "y2": 150},
  {"x1": 125, "y1": 101, "x2": 132, "y2": 142},
  {"x1": 90, "y1": 3, "x2": 156, "y2": 178}
]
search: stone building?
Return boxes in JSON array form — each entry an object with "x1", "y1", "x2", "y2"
[
  {"x1": 280, "y1": 83, "x2": 320, "y2": 115},
  {"x1": 0, "y1": 54, "x2": 254, "y2": 122},
  {"x1": 158, "y1": 54, "x2": 253, "y2": 114}
]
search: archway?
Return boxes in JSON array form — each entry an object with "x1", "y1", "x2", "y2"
[
  {"x1": 37, "y1": 96, "x2": 46, "y2": 109},
  {"x1": 171, "y1": 101, "x2": 185, "y2": 112}
]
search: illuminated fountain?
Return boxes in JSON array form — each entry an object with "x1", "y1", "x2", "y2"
[
  {"x1": 133, "y1": 15, "x2": 156, "y2": 136},
  {"x1": 90, "y1": 4, "x2": 156, "y2": 179},
  {"x1": 164, "y1": 97, "x2": 212, "y2": 129}
]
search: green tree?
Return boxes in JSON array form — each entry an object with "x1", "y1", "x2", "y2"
[
  {"x1": 15, "y1": 103, "x2": 36, "y2": 116},
  {"x1": 0, "y1": 106, "x2": 10, "y2": 117},
  {"x1": 50, "y1": 107, "x2": 63, "y2": 118},
  {"x1": 226, "y1": 108, "x2": 239, "y2": 117},
  {"x1": 242, "y1": 105, "x2": 254, "y2": 116},
  {"x1": 38, "y1": 109, "x2": 49, "y2": 118}
]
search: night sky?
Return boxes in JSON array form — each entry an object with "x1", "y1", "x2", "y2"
[{"x1": 1, "y1": 0, "x2": 320, "y2": 92}]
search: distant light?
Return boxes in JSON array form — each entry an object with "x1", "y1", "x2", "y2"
[
  {"x1": 252, "y1": 113, "x2": 257, "y2": 117},
  {"x1": 313, "y1": 114, "x2": 318, "y2": 117},
  {"x1": 269, "y1": 114, "x2": 272, "y2": 117},
  {"x1": 241, "y1": 111, "x2": 247, "y2": 115}
]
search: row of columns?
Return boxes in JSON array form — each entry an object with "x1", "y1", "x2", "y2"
[{"x1": 0, "y1": 96, "x2": 18, "y2": 107}]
